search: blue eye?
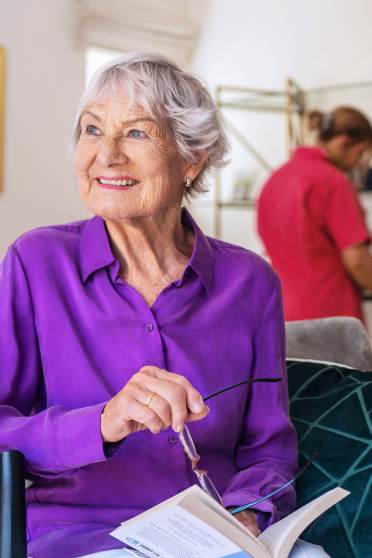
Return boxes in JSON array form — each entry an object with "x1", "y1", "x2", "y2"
[
  {"x1": 128, "y1": 129, "x2": 147, "y2": 139},
  {"x1": 85, "y1": 125, "x2": 100, "y2": 136}
]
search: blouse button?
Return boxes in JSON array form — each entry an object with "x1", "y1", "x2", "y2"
[
  {"x1": 145, "y1": 323, "x2": 154, "y2": 332},
  {"x1": 168, "y1": 435, "x2": 178, "y2": 445}
]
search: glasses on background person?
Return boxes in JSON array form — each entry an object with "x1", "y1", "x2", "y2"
[{"x1": 178, "y1": 377, "x2": 317, "y2": 515}]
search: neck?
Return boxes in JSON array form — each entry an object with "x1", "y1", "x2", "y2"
[
  {"x1": 105, "y1": 206, "x2": 194, "y2": 281},
  {"x1": 317, "y1": 139, "x2": 351, "y2": 172}
]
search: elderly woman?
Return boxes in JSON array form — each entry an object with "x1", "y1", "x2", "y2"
[{"x1": 0, "y1": 53, "x2": 329, "y2": 558}]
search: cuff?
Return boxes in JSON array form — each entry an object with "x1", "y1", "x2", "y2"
[
  {"x1": 103, "y1": 439, "x2": 125, "y2": 458},
  {"x1": 58, "y1": 402, "x2": 109, "y2": 469},
  {"x1": 222, "y1": 490, "x2": 280, "y2": 531}
]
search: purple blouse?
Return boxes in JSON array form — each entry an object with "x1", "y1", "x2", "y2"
[{"x1": 0, "y1": 209, "x2": 297, "y2": 558}]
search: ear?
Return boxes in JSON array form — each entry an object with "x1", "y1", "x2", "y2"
[
  {"x1": 184, "y1": 151, "x2": 208, "y2": 182},
  {"x1": 336, "y1": 134, "x2": 353, "y2": 149}
]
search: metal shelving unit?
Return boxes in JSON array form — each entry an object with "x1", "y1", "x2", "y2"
[
  {"x1": 213, "y1": 79, "x2": 372, "y2": 238},
  {"x1": 214, "y1": 79, "x2": 306, "y2": 238}
]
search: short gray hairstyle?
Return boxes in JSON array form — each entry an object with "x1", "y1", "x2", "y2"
[{"x1": 73, "y1": 51, "x2": 229, "y2": 195}]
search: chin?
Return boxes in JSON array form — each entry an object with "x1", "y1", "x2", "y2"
[
  {"x1": 82, "y1": 185, "x2": 182, "y2": 221},
  {"x1": 88, "y1": 203, "x2": 142, "y2": 221},
  {"x1": 84, "y1": 198, "x2": 170, "y2": 222}
]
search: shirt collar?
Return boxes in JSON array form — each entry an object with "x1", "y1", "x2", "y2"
[
  {"x1": 80, "y1": 209, "x2": 214, "y2": 292},
  {"x1": 181, "y1": 207, "x2": 214, "y2": 293},
  {"x1": 80, "y1": 216, "x2": 117, "y2": 282},
  {"x1": 293, "y1": 146, "x2": 329, "y2": 161}
]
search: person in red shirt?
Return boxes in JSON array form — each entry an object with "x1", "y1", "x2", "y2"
[{"x1": 257, "y1": 106, "x2": 372, "y2": 321}]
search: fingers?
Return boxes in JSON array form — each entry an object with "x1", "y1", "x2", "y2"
[
  {"x1": 137, "y1": 390, "x2": 172, "y2": 430},
  {"x1": 122, "y1": 383, "x2": 173, "y2": 432},
  {"x1": 235, "y1": 510, "x2": 261, "y2": 537},
  {"x1": 132, "y1": 367, "x2": 209, "y2": 431},
  {"x1": 102, "y1": 366, "x2": 209, "y2": 442},
  {"x1": 186, "y1": 405, "x2": 210, "y2": 423},
  {"x1": 132, "y1": 372, "x2": 189, "y2": 432},
  {"x1": 101, "y1": 388, "x2": 165, "y2": 442},
  {"x1": 124, "y1": 396, "x2": 164, "y2": 434},
  {"x1": 145, "y1": 367, "x2": 207, "y2": 415}
]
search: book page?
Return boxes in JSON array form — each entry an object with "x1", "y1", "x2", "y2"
[
  {"x1": 258, "y1": 487, "x2": 349, "y2": 558},
  {"x1": 116, "y1": 550, "x2": 150, "y2": 557},
  {"x1": 185, "y1": 489, "x2": 258, "y2": 538},
  {"x1": 180, "y1": 492, "x2": 269, "y2": 558},
  {"x1": 111, "y1": 503, "x2": 254, "y2": 558},
  {"x1": 119, "y1": 490, "x2": 190, "y2": 526}
]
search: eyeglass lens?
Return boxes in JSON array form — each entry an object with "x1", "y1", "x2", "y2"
[
  {"x1": 198, "y1": 471, "x2": 223, "y2": 504},
  {"x1": 179, "y1": 426, "x2": 223, "y2": 504},
  {"x1": 179, "y1": 425, "x2": 198, "y2": 461}
]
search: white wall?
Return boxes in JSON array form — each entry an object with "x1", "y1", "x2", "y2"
[
  {"x1": 194, "y1": 0, "x2": 372, "y2": 89},
  {"x1": 0, "y1": 0, "x2": 87, "y2": 256},
  {"x1": 2, "y1": 0, "x2": 372, "y2": 257},
  {"x1": 189, "y1": 0, "x2": 372, "y2": 252}
]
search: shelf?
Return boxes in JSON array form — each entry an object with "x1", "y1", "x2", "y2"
[
  {"x1": 213, "y1": 80, "x2": 304, "y2": 238},
  {"x1": 217, "y1": 200, "x2": 256, "y2": 209},
  {"x1": 219, "y1": 102, "x2": 289, "y2": 113},
  {"x1": 216, "y1": 82, "x2": 305, "y2": 115}
]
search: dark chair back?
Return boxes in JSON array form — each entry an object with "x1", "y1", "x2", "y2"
[{"x1": 0, "y1": 451, "x2": 27, "y2": 558}]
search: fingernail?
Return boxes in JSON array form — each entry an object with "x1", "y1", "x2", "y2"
[
  {"x1": 192, "y1": 399, "x2": 204, "y2": 413},
  {"x1": 174, "y1": 424, "x2": 183, "y2": 433}
]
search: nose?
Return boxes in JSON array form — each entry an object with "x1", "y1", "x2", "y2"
[{"x1": 96, "y1": 137, "x2": 128, "y2": 167}]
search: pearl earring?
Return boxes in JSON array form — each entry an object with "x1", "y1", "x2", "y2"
[{"x1": 185, "y1": 178, "x2": 192, "y2": 188}]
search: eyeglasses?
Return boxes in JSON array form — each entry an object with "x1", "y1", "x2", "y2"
[
  {"x1": 178, "y1": 377, "x2": 317, "y2": 515},
  {"x1": 178, "y1": 377, "x2": 282, "y2": 507},
  {"x1": 229, "y1": 452, "x2": 317, "y2": 515},
  {"x1": 179, "y1": 425, "x2": 223, "y2": 505}
]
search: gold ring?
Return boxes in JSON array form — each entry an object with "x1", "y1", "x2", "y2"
[{"x1": 145, "y1": 392, "x2": 155, "y2": 408}]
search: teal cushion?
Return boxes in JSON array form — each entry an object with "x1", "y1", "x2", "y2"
[{"x1": 287, "y1": 360, "x2": 372, "y2": 558}]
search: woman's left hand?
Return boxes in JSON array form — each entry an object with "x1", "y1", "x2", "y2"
[{"x1": 234, "y1": 510, "x2": 261, "y2": 537}]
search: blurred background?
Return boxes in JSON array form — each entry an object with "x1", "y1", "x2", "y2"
[{"x1": 1, "y1": 0, "x2": 372, "y2": 323}]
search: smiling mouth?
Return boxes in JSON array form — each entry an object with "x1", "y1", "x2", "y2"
[{"x1": 96, "y1": 177, "x2": 140, "y2": 188}]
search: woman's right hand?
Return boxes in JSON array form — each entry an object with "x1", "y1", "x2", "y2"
[{"x1": 100, "y1": 365, "x2": 209, "y2": 443}]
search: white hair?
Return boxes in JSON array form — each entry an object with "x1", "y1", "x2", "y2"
[{"x1": 72, "y1": 51, "x2": 229, "y2": 195}]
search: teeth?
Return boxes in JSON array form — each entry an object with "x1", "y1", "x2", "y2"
[{"x1": 99, "y1": 178, "x2": 137, "y2": 186}]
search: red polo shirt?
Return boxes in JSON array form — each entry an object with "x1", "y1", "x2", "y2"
[{"x1": 257, "y1": 147, "x2": 370, "y2": 321}]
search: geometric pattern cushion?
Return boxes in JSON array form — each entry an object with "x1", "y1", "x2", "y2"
[{"x1": 287, "y1": 360, "x2": 372, "y2": 558}]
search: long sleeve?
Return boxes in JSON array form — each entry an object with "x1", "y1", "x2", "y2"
[
  {"x1": 0, "y1": 246, "x2": 108, "y2": 477},
  {"x1": 222, "y1": 279, "x2": 298, "y2": 528}
]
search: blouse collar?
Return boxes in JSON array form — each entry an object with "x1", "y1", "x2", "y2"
[{"x1": 79, "y1": 208, "x2": 214, "y2": 293}]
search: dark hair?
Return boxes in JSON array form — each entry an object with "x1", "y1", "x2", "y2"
[{"x1": 308, "y1": 106, "x2": 372, "y2": 145}]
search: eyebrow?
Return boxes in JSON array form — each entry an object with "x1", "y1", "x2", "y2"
[{"x1": 80, "y1": 111, "x2": 156, "y2": 127}]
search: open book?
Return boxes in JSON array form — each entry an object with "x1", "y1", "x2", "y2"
[{"x1": 110, "y1": 485, "x2": 349, "y2": 558}]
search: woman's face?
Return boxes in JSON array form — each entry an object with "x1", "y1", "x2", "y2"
[
  {"x1": 329, "y1": 138, "x2": 371, "y2": 172},
  {"x1": 342, "y1": 141, "x2": 371, "y2": 171},
  {"x1": 75, "y1": 96, "x2": 191, "y2": 221}
]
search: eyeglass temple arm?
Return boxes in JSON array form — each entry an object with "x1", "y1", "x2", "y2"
[
  {"x1": 229, "y1": 452, "x2": 319, "y2": 515},
  {"x1": 203, "y1": 377, "x2": 282, "y2": 402}
]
